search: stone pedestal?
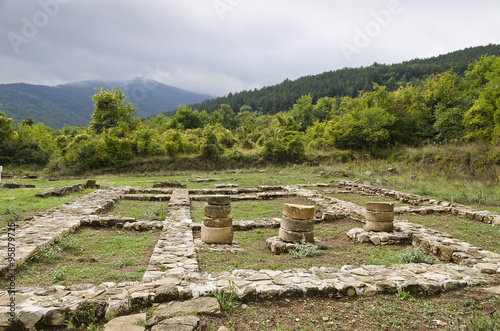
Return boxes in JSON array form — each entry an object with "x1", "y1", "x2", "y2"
[
  {"x1": 201, "y1": 195, "x2": 233, "y2": 244},
  {"x1": 364, "y1": 202, "x2": 394, "y2": 232},
  {"x1": 279, "y1": 203, "x2": 315, "y2": 243}
]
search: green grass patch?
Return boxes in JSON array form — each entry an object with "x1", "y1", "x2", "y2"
[
  {"x1": 111, "y1": 200, "x2": 168, "y2": 220},
  {"x1": 326, "y1": 192, "x2": 410, "y2": 208},
  {"x1": 0, "y1": 179, "x2": 97, "y2": 228},
  {"x1": 403, "y1": 213, "x2": 500, "y2": 254},
  {"x1": 196, "y1": 219, "x2": 413, "y2": 273},
  {"x1": 5, "y1": 227, "x2": 160, "y2": 287}
]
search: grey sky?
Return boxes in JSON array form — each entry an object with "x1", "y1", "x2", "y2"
[{"x1": 1, "y1": 0, "x2": 499, "y2": 96}]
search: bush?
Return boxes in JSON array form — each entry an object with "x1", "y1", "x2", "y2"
[
  {"x1": 398, "y1": 245, "x2": 436, "y2": 264},
  {"x1": 262, "y1": 134, "x2": 306, "y2": 163},
  {"x1": 3, "y1": 206, "x2": 22, "y2": 223},
  {"x1": 201, "y1": 131, "x2": 224, "y2": 160},
  {"x1": 289, "y1": 240, "x2": 322, "y2": 259}
]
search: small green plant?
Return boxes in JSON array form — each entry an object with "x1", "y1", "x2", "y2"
[
  {"x1": 453, "y1": 311, "x2": 500, "y2": 331},
  {"x1": 56, "y1": 234, "x2": 81, "y2": 250},
  {"x1": 143, "y1": 203, "x2": 166, "y2": 221},
  {"x1": 289, "y1": 240, "x2": 322, "y2": 259},
  {"x1": 398, "y1": 245, "x2": 436, "y2": 264},
  {"x1": 3, "y1": 206, "x2": 23, "y2": 223},
  {"x1": 50, "y1": 265, "x2": 67, "y2": 282},
  {"x1": 32, "y1": 244, "x2": 63, "y2": 263},
  {"x1": 395, "y1": 289, "x2": 410, "y2": 300},
  {"x1": 464, "y1": 298, "x2": 476, "y2": 308},
  {"x1": 213, "y1": 281, "x2": 239, "y2": 313},
  {"x1": 112, "y1": 257, "x2": 132, "y2": 268},
  {"x1": 65, "y1": 302, "x2": 101, "y2": 331}
]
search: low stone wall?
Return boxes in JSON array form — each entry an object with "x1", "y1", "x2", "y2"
[
  {"x1": 1, "y1": 184, "x2": 500, "y2": 330},
  {"x1": 0, "y1": 187, "x2": 133, "y2": 278},
  {"x1": 35, "y1": 180, "x2": 99, "y2": 198},
  {"x1": 335, "y1": 180, "x2": 500, "y2": 225}
]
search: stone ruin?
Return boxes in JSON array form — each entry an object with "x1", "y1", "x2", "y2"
[
  {"x1": 364, "y1": 201, "x2": 395, "y2": 232},
  {"x1": 266, "y1": 203, "x2": 328, "y2": 255},
  {"x1": 201, "y1": 195, "x2": 233, "y2": 244},
  {"x1": 0, "y1": 180, "x2": 499, "y2": 330},
  {"x1": 279, "y1": 203, "x2": 315, "y2": 243}
]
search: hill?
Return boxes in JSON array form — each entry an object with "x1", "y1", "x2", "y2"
[
  {"x1": 190, "y1": 44, "x2": 500, "y2": 114},
  {"x1": 0, "y1": 79, "x2": 211, "y2": 129}
]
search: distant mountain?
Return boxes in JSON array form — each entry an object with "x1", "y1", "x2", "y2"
[
  {"x1": 189, "y1": 44, "x2": 500, "y2": 114},
  {"x1": 0, "y1": 79, "x2": 211, "y2": 129}
]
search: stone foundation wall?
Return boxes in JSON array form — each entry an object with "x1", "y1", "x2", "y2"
[{"x1": 1, "y1": 184, "x2": 499, "y2": 329}]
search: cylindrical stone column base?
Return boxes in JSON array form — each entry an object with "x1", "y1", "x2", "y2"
[
  {"x1": 283, "y1": 204, "x2": 315, "y2": 220},
  {"x1": 364, "y1": 221, "x2": 394, "y2": 232},
  {"x1": 280, "y1": 216, "x2": 314, "y2": 232},
  {"x1": 201, "y1": 225, "x2": 233, "y2": 244},
  {"x1": 365, "y1": 211, "x2": 394, "y2": 223},
  {"x1": 203, "y1": 216, "x2": 233, "y2": 228},
  {"x1": 204, "y1": 204, "x2": 231, "y2": 218},
  {"x1": 279, "y1": 228, "x2": 314, "y2": 243}
]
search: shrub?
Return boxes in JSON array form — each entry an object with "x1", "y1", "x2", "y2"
[
  {"x1": 289, "y1": 240, "x2": 322, "y2": 259},
  {"x1": 3, "y1": 206, "x2": 22, "y2": 223},
  {"x1": 201, "y1": 131, "x2": 224, "y2": 160},
  {"x1": 262, "y1": 134, "x2": 307, "y2": 163},
  {"x1": 398, "y1": 245, "x2": 436, "y2": 264},
  {"x1": 32, "y1": 245, "x2": 63, "y2": 263}
]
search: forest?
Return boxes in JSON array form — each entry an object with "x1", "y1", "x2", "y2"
[{"x1": 0, "y1": 54, "x2": 500, "y2": 175}]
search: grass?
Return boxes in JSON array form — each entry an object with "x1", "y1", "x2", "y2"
[
  {"x1": 2, "y1": 163, "x2": 500, "y2": 330},
  {"x1": 111, "y1": 200, "x2": 168, "y2": 220},
  {"x1": 0, "y1": 181, "x2": 97, "y2": 229},
  {"x1": 326, "y1": 192, "x2": 410, "y2": 208},
  {"x1": 200, "y1": 288, "x2": 500, "y2": 331},
  {"x1": 4, "y1": 227, "x2": 160, "y2": 287},
  {"x1": 195, "y1": 219, "x2": 420, "y2": 273},
  {"x1": 402, "y1": 213, "x2": 500, "y2": 254}
]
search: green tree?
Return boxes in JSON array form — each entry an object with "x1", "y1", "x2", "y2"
[
  {"x1": 211, "y1": 104, "x2": 236, "y2": 129},
  {"x1": 0, "y1": 110, "x2": 14, "y2": 143},
  {"x1": 291, "y1": 94, "x2": 314, "y2": 130},
  {"x1": 331, "y1": 97, "x2": 396, "y2": 151},
  {"x1": 169, "y1": 106, "x2": 206, "y2": 130},
  {"x1": 463, "y1": 55, "x2": 500, "y2": 141},
  {"x1": 90, "y1": 86, "x2": 137, "y2": 134}
]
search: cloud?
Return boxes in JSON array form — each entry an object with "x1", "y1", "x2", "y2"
[{"x1": 0, "y1": 0, "x2": 499, "y2": 96}]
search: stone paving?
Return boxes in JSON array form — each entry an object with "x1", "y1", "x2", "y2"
[{"x1": 0, "y1": 182, "x2": 499, "y2": 330}]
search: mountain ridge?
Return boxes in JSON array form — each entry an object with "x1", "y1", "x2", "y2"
[
  {"x1": 188, "y1": 44, "x2": 500, "y2": 114},
  {"x1": 0, "y1": 79, "x2": 212, "y2": 129}
]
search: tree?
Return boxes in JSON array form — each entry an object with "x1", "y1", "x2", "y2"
[
  {"x1": 0, "y1": 111, "x2": 14, "y2": 143},
  {"x1": 211, "y1": 104, "x2": 236, "y2": 129},
  {"x1": 90, "y1": 86, "x2": 137, "y2": 134},
  {"x1": 291, "y1": 94, "x2": 314, "y2": 130},
  {"x1": 169, "y1": 106, "x2": 206, "y2": 130}
]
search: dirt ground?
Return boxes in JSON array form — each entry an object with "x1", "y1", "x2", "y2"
[{"x1": 200, "y1": 287, "x2": 500, "y2": 330}]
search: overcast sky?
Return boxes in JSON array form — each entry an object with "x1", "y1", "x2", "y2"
[{"x1": 1, "y1": 0, "x2": 499, "y2": 96}]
